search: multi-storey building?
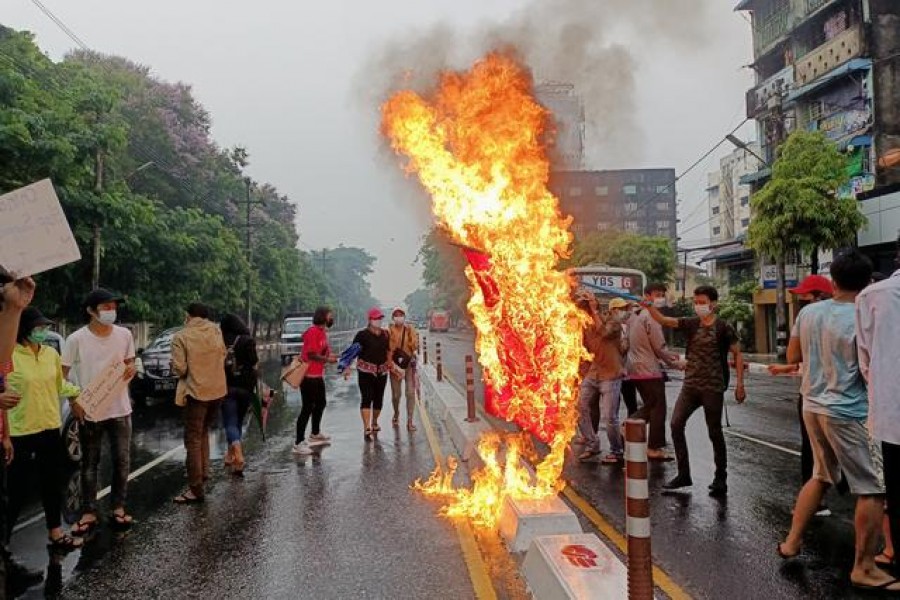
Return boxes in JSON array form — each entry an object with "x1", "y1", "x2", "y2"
[
  {"x1": 707, "y1": 143, "x2": 762, "y2": 244},
  {"x1": 535, "y1": 83, "x2": 585, "y2": 171},
  {"x1": 550, "y1": 169, "x2": 678, "y2": 241}
]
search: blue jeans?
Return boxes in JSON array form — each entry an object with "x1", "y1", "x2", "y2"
[
  {"x1": 222, "y1": 387, "x2": 252, "y2": 445},
  {"x1": 578, "y1": 377, "x2": 624, "y2": 455}
]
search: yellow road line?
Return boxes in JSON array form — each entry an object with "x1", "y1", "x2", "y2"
[
  {"x1": 562, "y1": 486, "x2": 692, "y2": 600},
  {"x1": 417, "y1": 393, "x2": 497, "y2": 600}
]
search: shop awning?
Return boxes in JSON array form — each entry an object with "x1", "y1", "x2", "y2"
[
  {"x1": 739, "y1": 167, "x2": 772, "y2": 186},
  {"x1": 786, "y1": 59, "x2": 873, "y2": 103},
  {"x1": 699, "y1": 242, "x2": 753, "y2": 265}
]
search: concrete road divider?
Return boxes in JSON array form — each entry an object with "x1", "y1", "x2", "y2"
[
  {"x1": 499, "y1": 495, "x2": 583, "y2": 553},
  {"x1": 523, "y1": 533, "x2": 630, "y2": 600}
]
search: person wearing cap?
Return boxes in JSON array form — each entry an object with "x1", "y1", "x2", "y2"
[
  {"x1": 293, "y1": 306, "x2": 337, "y2": 456},
  {"x1": 5, "y1": 307, "x2": 83, "y2": 552},
  {"x1": 576, "y1": 294, "x2": 628, "y2": 464},
  {"x1": 347, "y1": 308, "x2": 391, "y2": 440},
  {"x1": 387, "y1": 307, "x2": 419, "y2": 432},
  {"x1": 62, "y1": 289, "x2": 136, "y2": 534},
  {"x1": 171, "y1": 303, "x2": 227, "y2": 504}
]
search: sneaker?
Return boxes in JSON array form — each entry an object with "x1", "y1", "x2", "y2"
[
  {"x1": 292, "y1": 442, "x2": 314, "y2": 455},
  {"x1": 663, "y1": 475, "x2": 693, "y2": 490},
  {"x1": 308, "y1": 434, "x2": 331, "y2": 447}
]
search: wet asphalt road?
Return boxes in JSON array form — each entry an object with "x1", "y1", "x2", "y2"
[
  {"x1": 430, "y1": 330, "x2": 882, "y2": 600},
  {"x1": 8, "y1": 334, "x2": 507, "y2": 599}
]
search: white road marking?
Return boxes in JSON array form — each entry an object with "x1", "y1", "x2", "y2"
[
  {"x1": 724, "y1": 429, "x2": 801, "y2": 457},
  {"x1": 12, "y1": 444, "x2": 185, "y2": 534}
]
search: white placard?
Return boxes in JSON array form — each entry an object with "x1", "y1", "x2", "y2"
[
  {"x1": 75, "y1": 359, "x2": 128, "y2": 421},
  {"x1": 0, "y1": 179, "x2": 81, "y2": 278}
]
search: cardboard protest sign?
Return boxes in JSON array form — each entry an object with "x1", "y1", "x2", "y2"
[
  {"x1": 75, "y1": 359, "x2": 128, "y2": 421},
  {"x1": 0, "y1": 179, "x2": 81, "y2": 278}
]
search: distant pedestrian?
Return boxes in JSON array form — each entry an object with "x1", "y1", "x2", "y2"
[
  {"x1": 627, "y1": 283, "x2": 681, "y2": 461},
  {"x1": 779, "y1": 251, "x2": 899, "y2": 593},
  {"x1": 644, "y1": 285, "x2": 745, "y2": 497},
  {"x1": 576, "y1": 294, "x2": 628, "y2": 464},
  {"x1": 62, "y1": 289, "x2": 137, "y2": 534},
  {"x1": 293, "y1": 307, "x2": 336, "y2": 456},
  {"x1": 5, "y1": 307, "x2": 83, "y2": 551},
  {"x1": 171, "y1": 303, "x2": 227, "y2": 504},
  {"x1": 857, "y1": 238, "x2": 900, "y2": 572},
  {"x1": 769, "y1": 274, "x2": 834, "y2": 515},
  {"x1": 387, "y1": 307, "x2": 419, "y2": 432},
  {"x1": 220, "y1": 313, "x2": 258, "y2": 475},
  {"x1": 347, "y1": 308, "x2": 390, "y2": 441}
]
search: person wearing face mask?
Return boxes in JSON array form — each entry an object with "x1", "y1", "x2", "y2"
[
  {"x1": 347, "y1": 308, "x2": 391, "y2": 441},
  {"x1": 387, "y1": 307, "x2": 419, "y2": 432},
  {"x1": 62, "y1": 289, "x2": 137, "y2": 534},
  {"x1": 6, "y1": 307, "x2": 83, "y2": 552},
  {"x1": 643, "y1": 285, "x2": 745, "y2": 497},
  {"x1": 292, "y1": 306, "x2": 337, "y2": 456},
  {"x1": 626, "y1": 283, "x2": 682, "y2": 461}
]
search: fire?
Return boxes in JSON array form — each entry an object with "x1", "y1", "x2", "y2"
[{"x1": 382, "y1": 53, "x2": 587, "y2": 527}]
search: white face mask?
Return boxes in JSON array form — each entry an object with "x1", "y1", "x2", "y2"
[
  {"x1": 694, "y1": 304, "x2": 712, "y2": 318},
  {"x1": 393, "y1": 316, "x2": 405, "y2": 326},
  {"x1": 97, "y1": 310, "x2": 117, "y2": 325},
  {"x1": 653, "y1": 298, "x2": 667, "y2": 308}
]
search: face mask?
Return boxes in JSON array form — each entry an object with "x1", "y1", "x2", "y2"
[
  {"x1": 97, "y1": 310, "x2": 117, "y2": 325},
  {"x1": 325, "y1": 318, "x2": 334, "y2": 329},
  {"x1": 393, "y1": 316, "x2": 405, "y2": 326},
  {"x1": 653, "y1": 298, "x2": 667, "y2": 308},
  {"x1": 28, "y1": 329, "x2": 49, "y2": 344},
  {"x1": 370, "y1": 320, "x2": 383, "y2": 329},
  {"x1": 694, "y1": 304, "x2": 712, "y2": 318}
]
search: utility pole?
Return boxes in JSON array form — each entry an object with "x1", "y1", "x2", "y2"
[
  {"x1": 767, "y1": 82, "x2": 789, "y2": 361},
  {"x1": 92, "y1": 149, "x2": 104, "y2": 290},
  {"x1": 242, "y1": 178, "x2": 265, "y2": 329}
]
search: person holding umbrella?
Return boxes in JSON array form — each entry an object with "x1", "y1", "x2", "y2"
[
  {"x1": 220, "y1": 313, "x2": 258, "y2": 475},
  {"x1": 346, "y1": 308, "x2": 391, "y2": 441}
]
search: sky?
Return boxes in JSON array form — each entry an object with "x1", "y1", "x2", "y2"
[{"x1": 5, "y1": 0, "x2": 756, "y2": 308}]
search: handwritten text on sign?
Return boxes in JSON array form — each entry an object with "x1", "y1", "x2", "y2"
[
  {"x1": 76, "y1": 359, "x2": 128, "y2": 421},
  {"x1": 0, "y1": 179, "x2": 81, "y2": 278}
]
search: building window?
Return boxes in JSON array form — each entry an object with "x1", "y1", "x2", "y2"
[
  {"x1": 741, "y1": 218, "x2": 750, "y2": 227},
  {"x1": 625, "y1": 221, "x2": 639, "y2": 232},
  {"x1": 656, "y1": 185, "x2": 670, "y2": 194},
  {"x1": 712, "y1": 206, "x2": 720, "y2": 215},
  {"x1": 713, "y1": 226, "x2": 721, "y2": 236},
  {"x1": 740, "y1": 196, "x2": 750, "y2": 207},
  {"x1": 623, "y1": 185, "x2": 637, "y2": 195},
  {"x1": 595, "y1": 186, "x2": 609, "y2": 196},
  {"x1": 570, "y1": 187, "x2": 582, "y2": 197},
  {"x1": 656, "y1": 220, "x2": 671, "y2": 229},
  {"x1": 806, "y1": 101, "x2": 824, "y2": 125},
  {"x1": 625, "y1": 202, "x2": 638, "y2": 212},
  {"x1": 656, "y1": 201, "x2": 670, "y2": 211}
]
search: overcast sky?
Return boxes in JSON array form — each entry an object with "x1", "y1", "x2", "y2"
[{"x1": 6, "y1": 0, "x2": 755, "y2": 307}]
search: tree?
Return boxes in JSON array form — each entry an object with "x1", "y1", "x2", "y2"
[
  {"x1": 716, "y1": 279, "x2": 756, "y2": 351},
  {"x1": 404, "y1": 288, "x2": 432, "y2": 322},
  {"x1": 418, "y1": 228, "x2": 470, "y2": 325},
  {"x1": 565, "y1": 230, "x2": 676, "y2": 284},
  {"x1": 747, "y1": 130, "x2": 864, "y2": 359}
]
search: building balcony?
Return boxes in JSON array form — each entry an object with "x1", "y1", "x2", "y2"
[
  {"x1": 794, "y1": 24, "x2": 863, "y2": 86},
  {"x1": 753, "y1": 6, "x2": 791, "y2": 55},
  {"x1": 746, "y1": 65, "x2": 794, "y2": 118},
  {"x1": 803, "y1": 0, "x2": 836, "y2": 19}
]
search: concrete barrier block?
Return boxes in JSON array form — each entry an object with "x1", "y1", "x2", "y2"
[
  {"x1": 522, "y1": 534, "x2": 629, "y2": 600},
  {"x1": 444, "y1": 406, "x2": 493, "y2": 463},
  {"x1": 499, "y1": 496, "x2": 583, "y2": 553}
]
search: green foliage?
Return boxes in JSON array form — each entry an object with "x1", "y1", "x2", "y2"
[
  {"x1": 403, "y1": 288, "x2": 432, "y2": 322},
  {"x1": 747, "y1": 131, "x2": 865, "y2": 261},
  {"x1": 564, "y1": 230, "x2": 676, "y2": 284},
  {"x1": 418, "y1": 228, "x2": 470, "y2": 324}
]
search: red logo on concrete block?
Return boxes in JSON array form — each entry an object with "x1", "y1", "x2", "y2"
[{"x1": 561, "y1": 544, "x2": 599, "y2": 568}]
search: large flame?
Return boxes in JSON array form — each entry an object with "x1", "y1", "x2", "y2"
[{"x1": 382, "y1": 53, "x2": 587, "y2": 527}]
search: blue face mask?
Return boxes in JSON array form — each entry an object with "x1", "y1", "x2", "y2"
[{"x1": 28, "y1": 328, "x2": 49, "y2": 345}]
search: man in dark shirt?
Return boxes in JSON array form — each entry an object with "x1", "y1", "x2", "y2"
[{"x1": 644, "y1": 285, "x2": 745, "y2": 497}]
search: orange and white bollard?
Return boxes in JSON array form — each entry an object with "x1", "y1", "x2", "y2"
[
  {"x1": 624, "y1": 418, "x2": 653, "y2": 600},
  {"x1": 423, "y1": 336, "x2": 428, "y2": 365},
  {"x1": 464, "y1": 355, "x2": 479, "y2": 422},
  {"x1": 436, "y1": 342, "x2": 443, "y2": 382}
]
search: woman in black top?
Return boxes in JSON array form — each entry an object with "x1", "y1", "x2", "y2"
[
  {"x1": 349, "y1": 308, "x2": 390, "y2": 440},
  {"x1": 220, "y1": 313, "x2": 258, "y2": 475}
]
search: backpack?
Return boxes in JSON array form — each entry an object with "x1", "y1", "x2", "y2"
[
  {"x1": 224, "y1": 335, "x2": 244, "y2": 377},
  {"x1": 685, "y1": 319, "x2": 735, "y2": 389}
]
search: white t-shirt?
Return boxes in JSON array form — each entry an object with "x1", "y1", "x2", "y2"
[{"x1": 62, "y1": 325, "x2": 136, "y2": 421}]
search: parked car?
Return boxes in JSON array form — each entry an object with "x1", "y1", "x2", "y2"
[
  {"x1": 40, "y1": 331, "x2": 81, "y2": 463},
  {"x1": 280, "y1": 312, "x2": 313, "y2": 365},
  {"x1": 130, "y1": 327, "x2": 182, "y2": 404}
]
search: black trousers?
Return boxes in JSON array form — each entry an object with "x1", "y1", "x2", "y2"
[
  {"x1": 620, "y1": 380, "x2": 639, "y2": 417},
  {"x1": 358, "y1": 372, "x2": 387, "y2": 410},
  {"x1": 296, "y1": 377, "x2": 327, "y2": 444},
  {"x1": 884, "y1": 442, "x2": 900, "y2": 564},
  {"x1": 631, "y1": 379, "x2": 668, "y2": 450},
  {"x1": 7, "y1": 429, "x2": 64, "y2": 536},
  {"x1": 671, "y1": 387, "x2": 726, "y2": 482}
]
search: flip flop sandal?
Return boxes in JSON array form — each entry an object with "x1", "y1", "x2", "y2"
[
  {"x1": 111, "y1": 512, "x2": 134, "y2": 529},
  {"x1": 173, "y1": 493, "x2": 204, "y2": 505},
  {"x1": 364, "y1": 428, "x2": 374, "y2": 441},
  {"x1": 48, "y1": 534, "x2": 83, "y2": 552},
  {"x1": 601, "y1": 454, "x2": 623, "y2": 465},
  {"x1": 407, "y1": 421, "x2": 418, "y2": 432},
  {"x1": 777, "y1": 543, "x2": 800, "y2": 559},
  {"x1": 852, "y1": 578, "x2": 900, "y2": 593},
  {"x1": 71, "y1": 516, "x2": 98, "y2": 537},
  {"x1": 876, "y1": 553, "x2": 895, "y2": 568},
  {"x1": 578, "y1": 450, "x2": 600, "y2": 461},
  {"x1": 372, "y1": 424, "x2": 382, "y2": 432}
]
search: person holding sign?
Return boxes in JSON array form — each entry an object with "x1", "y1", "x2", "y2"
[
  {"x1": 6, "y1": 308, "x2": 83, "y2": 552},
  {"x1": 62, "y1": 289, "x2": 136, "y2": 535}
]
